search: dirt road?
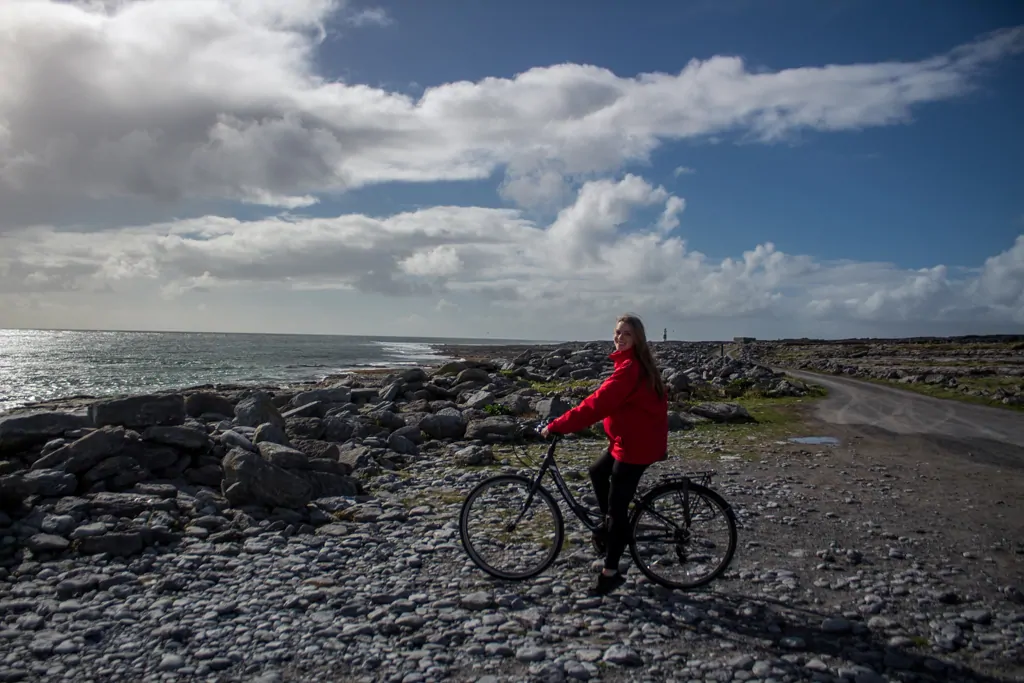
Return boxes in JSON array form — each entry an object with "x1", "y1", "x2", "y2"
[{"x1": 783, "y1": 368, "x2": 1024, "y2": 470}]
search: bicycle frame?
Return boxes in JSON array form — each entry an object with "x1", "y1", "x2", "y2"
[
  {"x1": 509, "y1": 433, "x2": 721, "y2": 536},
  {"x1": 514, "y1": 436, "x2": 605, "y2": 532}
]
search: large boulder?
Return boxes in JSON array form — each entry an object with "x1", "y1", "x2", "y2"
[
  {"x1": 455, "y1": 368, "x2": 490, "y2": 384},
  {"x1": 90, "y1": 394, "x2": 185, "y2": 429},
  {"x1": 302, "y1": 471, "x2": 361, "y2": 498},
  {"x1": 222, "y1": 447, "x2": 312, "y2": 508},
  {"x1": 22, "y1": 469, "x2": 78, "y2": 497},
  {"x1": 536, "y1": 397, "x2": 571, "y2": 421},
  {"x1": 32, "y1": 426, "x2": 127, "y2": 473},
  {"x1": 419, "y1": 414, "x2": 467, "y2": 440},
  {"x1": 256, "y1": 442, "x2": 309, "y2": 470},
  {"x1": 463, "y1": 390, "x2": 495, "y2": 410},
  {"x1": 0, "y1": 411, "x2": 90, "y2": 454},
  {"x1": 687, "y1": 402, "x2": 753, "y2": 423},
  {"x1": 454, "y1": 444, "x2": 494, "y2": 466},
  {"x1": 292, "y1": 386, "x2": 352, "y2": 408},
  {"x1": 321, "y1": 416, "x2": 355, "y2": 443},
  {"x1": 0, "y1": 473, "x2": 35, "y2": 509},
  {"x1": 465, "y1": 416, "x2": 520, "y2": 443},
  {"x1": 142, "y1": 425, "x2": 211, "y2": 450},
  {"x1": 234, "y1": 392, "x2": 285, "y2": 429},
  {"x1": 184, "y1": 392, "x2": 235, "y2": 418}
]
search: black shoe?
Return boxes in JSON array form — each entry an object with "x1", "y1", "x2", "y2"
[{"x1": 589, "y1": 571, "x2": 626, "y2": 596}]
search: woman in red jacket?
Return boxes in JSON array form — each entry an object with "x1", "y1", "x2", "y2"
[{"x1": 541, "y1": 313, "x2": 668, "y2": 595}]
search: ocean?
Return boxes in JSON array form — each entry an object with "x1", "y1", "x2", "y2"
[{"x1": 0, "y1": 329, "x2": 540, "y2": 415}]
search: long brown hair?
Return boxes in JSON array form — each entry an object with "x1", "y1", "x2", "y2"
[{"x1": 618, "y1": 313, "x2": 666, "y2": 399}]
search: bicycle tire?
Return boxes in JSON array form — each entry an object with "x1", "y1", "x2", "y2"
[
  {"x1": 628, "y1": 480, "x2": 738, "y2": 590},
  {"x1": 459, "y1": 474, "x2": 565, "y2": 581}
]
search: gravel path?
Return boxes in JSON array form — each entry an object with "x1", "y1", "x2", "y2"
[
  {"x1": 783, "y1": 369, "x2": 1024, "y2": 454},
  {"x1": 2, "y1": 427, "x2": 1022, "y2": 683}
]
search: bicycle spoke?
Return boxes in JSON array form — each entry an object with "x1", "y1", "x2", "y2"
[
  {"x1": 460, "y1": 475, "x2": 563, "y2": 580},
  {"x1": 630, "y1": 482, "x2": 737, "y2": 590}
]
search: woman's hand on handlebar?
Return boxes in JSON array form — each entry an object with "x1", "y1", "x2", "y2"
[{"x1": 540, "y1": 425, "x2": 551, "y2": 440}]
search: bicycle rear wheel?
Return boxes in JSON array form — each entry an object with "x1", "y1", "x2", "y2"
[
  {"x1": 628, "y1": 480, "x2": 737, "y2": 590},
  {"x1": 459, "y1": 474, "x2": 564, "y2": 580}
]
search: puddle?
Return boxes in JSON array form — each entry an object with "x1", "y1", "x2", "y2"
[{"x1": 788, "y1": 436, "x2": 841, "y2": 446}]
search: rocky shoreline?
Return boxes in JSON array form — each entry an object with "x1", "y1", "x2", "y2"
[{"x1": 0, "y1": 342, "x2": 1021, "y2": 682}]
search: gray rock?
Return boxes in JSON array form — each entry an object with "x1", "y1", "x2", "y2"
[
  {"x1": 292, "y1": 386, "x2": 352, "y2": 408},
  {"x1": 90, "y1": 394, "x2": 185, "y2": 428},
  {"x1": 667, "y1": 411, "x2": 694, "y2": 431},
  {"x1": 321, "y1": 416, "x2": 355, "y2": 443},
  {"x1": 235, "y1": 392, "x2": 285, "y2": 429},
  {"x1": 0, "y1": 411, "x2": 89, "y2": 454},
  {"x1": 81, "y1": 455, "x2": 143, "y2": 484},
  {"x1": 602, "y1": 644, "x2": 642, "y2": 666},
  {"x1": 185, "y1": 464, "x2": 223, "y2": 487},
  {"x1": 536, "y1": 397, "x2": 572, "y2": 420},
  {"x1": 463, "y1": 390, "x2": 495, "y2": 410},
  {"x1": 461, "y1": 591, "x2": 494, "y2": 610},
  {"x1": 78, "y1": 532, "x2": 144, "y2": 556},
  {"x1": 688, "y1": 402, "x2": 753, "y2": 423},
  {"x1": 387, "y1": 433, "x2": 417, "y2": 455},
  {"x1": 32, "y1": 426, "x2": 127, "y2": 474},
  {"x1": 287, "y1": 417, "x2": 324, "y2": 440},
  {"x1": 290, "y1": 439, "x2": 341, "y2": 461},
  {"x1": 455, "y1": 368, "x2": 490, "y2": 384},
  {"x1": 465, "y1": 416, "x2": 519, "y2": 443},
  {"x1": 142, "y1": 425, "x2": 211, "y2": 450},
  {"x1": 419, "y1": 414, "x2": 466, "y2": 440},
  {"x1": 132, "y1": 445, "x2": 181, "y2": 471},
  {"x1": 87, "y1": 491, "x2": 166, "y2": 516},
  {"x1": 184, "y1": 391, "x2": 234, "y2": 418},
  {"x1": 454, "y1": 445, "x2": 493, "y2": 466},
  {"x1": 220, "y1": 429, "x2": 256, "y2": 451},
  {"x1": 350, "y1": 388, "x2": 379, "y2": 405},
  {"x1": 338, "y1": 447, "x2": 375, "y2": 471},
  {"x1": 257, "y1": 442, "x2": 309, "y2": 469},
  {"x1": 26, "y1": 533, "x2": 70, "y2": 553},
  {"x1": 222, "y1": 447, "x2": 312, "y2": 508},
  {"x1": 0, "y1": 472, "x2": 37, "y2": 507}
]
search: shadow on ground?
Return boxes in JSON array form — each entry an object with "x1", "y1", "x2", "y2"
[{"x1": 644, "y1": 585, "x2": 1020, "y2": 683}]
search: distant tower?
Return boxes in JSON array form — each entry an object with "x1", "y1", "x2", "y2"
[{"x1": 663, "y1": 328, "x2": 667, "y2": 342}]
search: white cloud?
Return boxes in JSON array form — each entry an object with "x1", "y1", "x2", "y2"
[
  {"x1": 399, "y1": 245, "x2": 463, "y2": 278},
  {"x1": 345, "y1": 7, "x2": 391, "y2": 27},
  {"x1": 0, "y1": 1, "x2": 1021, "y2": 339},
  {"x1": 1, "y1": 177, "x2": 1021, "y2": 337},
  {"x1": 0, "y1": 1, "x2": 1021, "y2": 221}
]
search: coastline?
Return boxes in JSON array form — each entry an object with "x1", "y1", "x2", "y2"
[{"x1": 0, "y1": 340, "x2": 552, "y2": 416}]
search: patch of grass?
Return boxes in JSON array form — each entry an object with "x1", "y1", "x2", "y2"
[
  {"x1": 527, "y1": 378, "x2": 602, "y2": 395},
  {"x1": 399, "y1": 488, "x2": 466, "y2": 508},
  {"x1": 483, "y1": 403, "x2": 514, "y2": 416}
]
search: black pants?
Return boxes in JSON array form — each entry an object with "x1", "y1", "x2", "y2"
[{"x1": 589, "y1": 449, "x2": 649, "y2": 572}]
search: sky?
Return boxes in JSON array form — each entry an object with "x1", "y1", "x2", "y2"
[{"x1": 0, "y1": 0, "x2": 1022, "y2": 342}]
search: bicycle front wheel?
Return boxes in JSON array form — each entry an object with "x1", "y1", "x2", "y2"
[
  {"x1": 629, "y1": 481, "x2": 737, "y2": 590},
  {"x1": 459, "y1": 474, "x2": 565, "y2": 580}
]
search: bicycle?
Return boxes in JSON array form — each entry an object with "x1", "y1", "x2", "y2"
[{"x1": 458, "y1": 424, "x2": 739, "y2": 590}]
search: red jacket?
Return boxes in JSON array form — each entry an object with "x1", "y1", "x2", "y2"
[{"x1": 546, "y1": 346, "x2": 668, "y2": 465}]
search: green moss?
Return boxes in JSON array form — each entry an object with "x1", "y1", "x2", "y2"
[{"x1": 528, "y1": 378, "x2": 602, "y2": 395}]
